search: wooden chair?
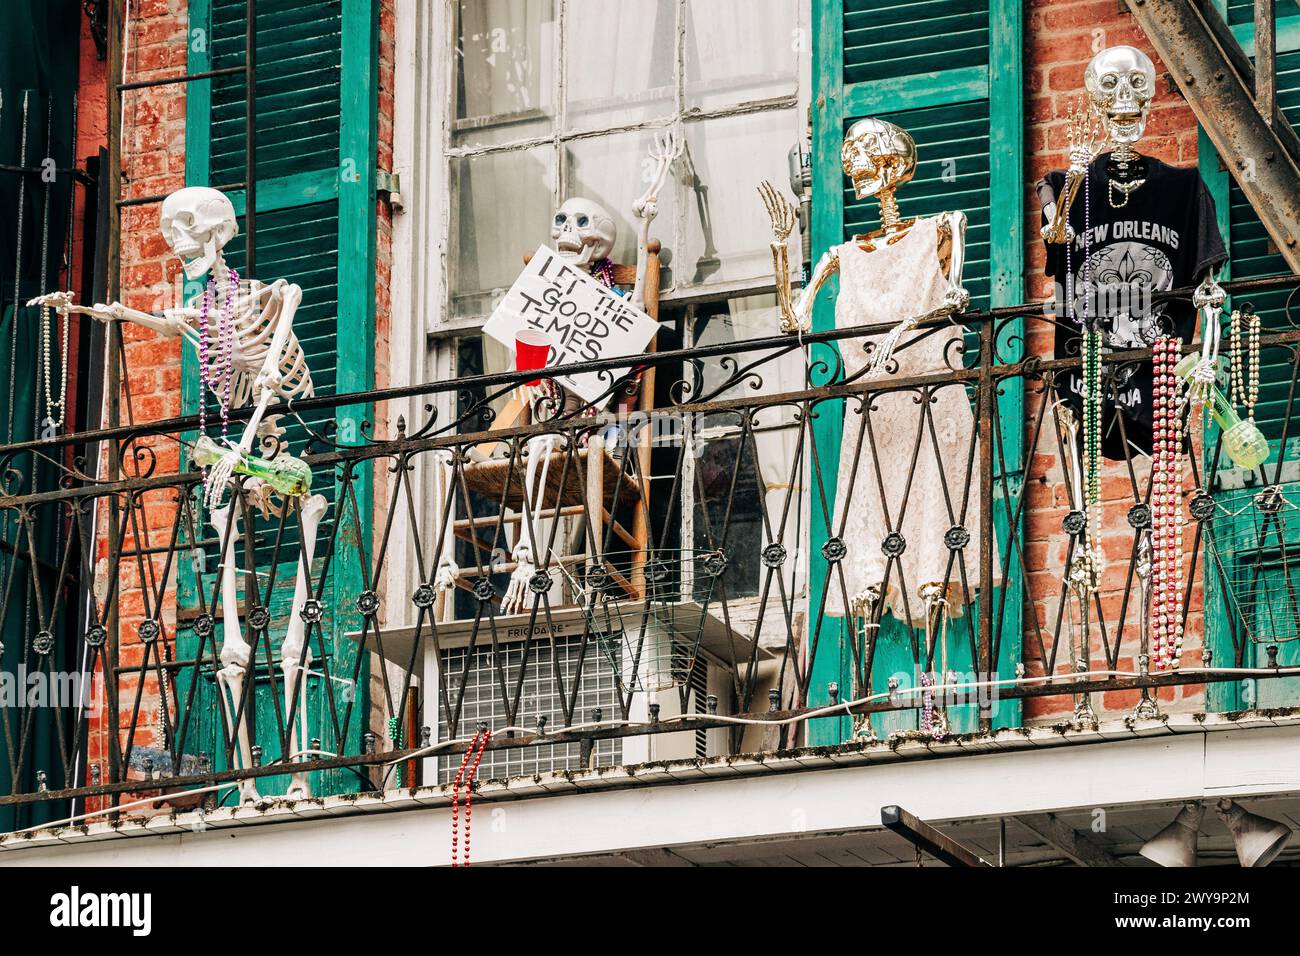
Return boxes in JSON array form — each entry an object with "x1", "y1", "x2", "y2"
[{"x1": 444, "y1": 242, "x2": 662, "y2": 615}]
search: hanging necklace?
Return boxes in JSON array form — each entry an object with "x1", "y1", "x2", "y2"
[
  {"x1": 219, "y1": 268, "x2": 238, "y2": 446},
  {"x1": 1150, "y1": 335, "x2": 1185, "y2": 670},
  {"x1": 1078, "y1": 167, "x2": 1104, "y2": 594},
  {"x1": 1228, "y1": 307, "x2": 1260, "y2": 422},
  {"x1": 1107, "y1": 147, "x2": 1145, "y2": 209},
  {"x1": 590, "y1": 257, "x2": 615, "y2": 288},
  {"x1": 196, "y1": 266, "x2": 238, "y2": 496},
  {"x1": 37, "y1": 97, "x2": 68, "y2": 438},
  {"x1": 1107, "y1": 177, "x2": 1145, "y2": 209},
  {"x1": 450, "y1": 728, "x2": 491, "y2": 867},
  {"x1": 38, "y1": 302, "x2": 70, "y2": 436}
]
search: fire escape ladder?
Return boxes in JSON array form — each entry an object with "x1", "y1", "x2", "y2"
[{"x1": 1125, "y1": 0, "x2": 1300, "y2": 273}]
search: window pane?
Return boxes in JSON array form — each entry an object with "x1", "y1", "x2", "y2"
[
  {"x1": 680, "y1": 109, "x2": 800, "y2": 289},
  {"x1": 685, "y1": 0, "x2": 798, "y2": 111},
  {"x1": 451, "y1": 146, "x2": 556, "y2": 318},
  {"x1": 565, "y1": 129, "x2": 677, "y2": 282},
  {"x1": 563, "y1": 0, "x2": 677, "y2": 132},
  {"x1": 454, "y1": 0, "x2": 557, "y2": 147}
]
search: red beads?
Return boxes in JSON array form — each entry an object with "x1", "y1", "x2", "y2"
[{"x1": 450, "y1": 728, "x2": 492, "y2": 867}]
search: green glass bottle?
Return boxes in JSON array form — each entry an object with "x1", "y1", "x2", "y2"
[
  {"x1": 1174, "y1": 353, "x2": 1270, "y2": 470},
  {"x1": 191, "y1": 435, "x2": 313, "y2": 497}
]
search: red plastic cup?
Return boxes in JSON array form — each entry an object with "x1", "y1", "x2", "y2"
[{"x1": 515, "y1": 329, "x2": 552, "y2": 386}]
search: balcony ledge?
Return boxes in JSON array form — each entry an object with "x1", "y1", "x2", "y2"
[{"x1": 4, "y1": 708, "x2": 1300, "y2": 865}]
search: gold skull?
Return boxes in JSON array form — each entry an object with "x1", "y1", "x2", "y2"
[{"x1": 840, "y1": 118, "x2": 917, "y2": 200}]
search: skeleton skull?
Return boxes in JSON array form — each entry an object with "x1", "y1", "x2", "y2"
[
  {"x1": 840, "y1": 118, "x2": 916, "y2": 200},
  {"x1": 1084, "y1": 45, "x2": 1156, "y2": 148},
  {"x1": 160, "y1": 186, "x2": 239, "y2": 280},
  {"x1": 551, "y1": 197, "x2": 617, "y2": 266}
]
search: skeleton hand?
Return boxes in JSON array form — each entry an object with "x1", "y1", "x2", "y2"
[
  {"x1": 204, "y1": 448, "x2": 241, "y2": 511},
  {"x1": 500, "y1": 544, "x2": 535, "y2": 615},
  {"x1": 1183, "y1": 358, "x2": 1215, "y2": 408},
  {"x1": 26, "y1": 290, "x2": 77, "y2": 314},
  {"x1": 1040, "y1": 218, "x2": 1074, "y2": 243},
  {"x1": 1065, "y1": 100, "x2": 1103, "y2": 173},
  {"x1": 433, "y1": 558, "x2": 460, "y2": 593},
  {"x1": 866, "y1": 320, "x2": 916, "y2": 376},
  {"x1": 633, "y1": 128, "x2": 683, "y2": 220},
  {"x1": 758, "y1": 180, "x2": 797, "y2": 245}
]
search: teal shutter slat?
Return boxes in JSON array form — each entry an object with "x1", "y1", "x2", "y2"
[
  {"x1": 209, "y1": 0, "x2": 342, "y2": 185},
  {"x1": 808, "y1": 1, "x2": 1022, "y2": 744},
  {"x1": 842, "y1": 0, "x2": 989, "y2": 84}
]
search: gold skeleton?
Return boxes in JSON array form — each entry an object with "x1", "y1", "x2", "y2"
[{"x1": 760, "y1": 118, "x2": 971, "y2": 738}]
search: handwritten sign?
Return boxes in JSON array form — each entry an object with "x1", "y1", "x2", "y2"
[{"x1": 482, "y1": 245, "x2": 659, "y2": 404}]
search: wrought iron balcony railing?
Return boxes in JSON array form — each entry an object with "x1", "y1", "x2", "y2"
[{"x1": 4, "y1": 273, "x2": 1300, "y2": 830}]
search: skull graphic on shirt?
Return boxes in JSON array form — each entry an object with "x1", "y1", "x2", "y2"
[{"x1": 1075, "y1": 241, "x2": 1173, "y2": 350}]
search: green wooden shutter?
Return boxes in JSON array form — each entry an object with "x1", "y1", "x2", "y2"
[
  {"x1": 176, "y1": 0, "x2": 378, "y2": 795},
  {"x1": 808, "y1": 0, "x2": 1023, "y2": 742},
  {"x1": 1203, "y1": 2, "x2": 1300, "y2": 710}
]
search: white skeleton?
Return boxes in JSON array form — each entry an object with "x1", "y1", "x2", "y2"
[
  {"x1": 31, "y1": 185, "x2": 325, "y2": 805},
  {"x1": 498, "y1": 131, "x2": 682, "y2": 615}
]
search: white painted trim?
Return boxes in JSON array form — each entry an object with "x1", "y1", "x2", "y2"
[{"x1": 7, "y1": 712, "x2": 1300, "y2": 865}]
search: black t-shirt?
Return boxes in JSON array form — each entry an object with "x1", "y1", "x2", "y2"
[{"x1": 1042, "y1": 153, "x2": 1227, "y2": 459}]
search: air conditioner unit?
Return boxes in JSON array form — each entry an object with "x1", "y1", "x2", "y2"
[{"x1": 350, "y1": 599, "x2": 767, "y2": 780}]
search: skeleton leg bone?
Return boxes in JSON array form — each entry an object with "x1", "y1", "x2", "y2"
[
  {"x1": 849, "y1": 584, "x2": 883, "y2": 741},
  {"x1": 1053, "y1": 402, "x2": 1098, "y2": 728},
  {"x1": 210, "y1": 500, "x2": 261, "y2": 807},
  {"x1": 281, "y1": 492, "x2": 328, "y2": 799}
]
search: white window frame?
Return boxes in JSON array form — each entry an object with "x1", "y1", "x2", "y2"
[{"x1": 388, "y1": 0, "x2": 813, "y2": 763}]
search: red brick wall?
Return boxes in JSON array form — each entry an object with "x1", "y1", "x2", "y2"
[
  {"x1": 86, "y1": 0, "x2": 396, "y2": 799},
  {"x1": 1022, "y1": 0, "x2": 1207, "y2": 721}
]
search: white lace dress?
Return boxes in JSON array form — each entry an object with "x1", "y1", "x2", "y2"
[{"x1": 824, "y1": 215, "x2": 997, "y2": 625}]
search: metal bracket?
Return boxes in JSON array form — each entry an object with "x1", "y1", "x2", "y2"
[
  {"x1": 377, "y1": 169, "x2": 404, "y2": 213},
  {"x1": 881, "y1": 804, "x2": 995, "y2": 867}
]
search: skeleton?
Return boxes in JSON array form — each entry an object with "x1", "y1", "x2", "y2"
[
  {"x1": 1037, "y1": 47, "x2": 1229, "y2": 692},
  {"x1": 499, "y1": 133, "x2": 681, "y2": 615},
  {"x1": 31, "y1": 185, "x2": 325, "y2": 805}
]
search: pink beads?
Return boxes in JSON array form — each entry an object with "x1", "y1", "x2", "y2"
[{"x1": 1150, "y1": 336, "x2": 1185, "y2": 671}]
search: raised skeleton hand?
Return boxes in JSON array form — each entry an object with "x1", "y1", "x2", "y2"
[
  {"x1": 1065, "y1": 99, "x2": 1103, "y2": 174},
  {"x1": 758, "y1": 180, "x2": 805, "y2": 335},
  {"x1": 758, "y1": 180, "x2": 796, "y2": 244},
  {"x1": 633, "y1": 128, "x2": 683, "y2": 221}
]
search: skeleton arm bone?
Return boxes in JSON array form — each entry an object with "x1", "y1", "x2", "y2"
[
  {"x1": 1040, "y1": 102, "x2": 1103, "y2": 244},
  {"x1": 629, "y1": 130, "x2": 682, "y2": 310},
  {"x1": 27, "y1": 291, "x2": 199, "y2": 345},
  {"x1": 759, "y1": 180, "x2": 834, "y2": 335},
  {"x1": 1186, "y1": 267, "x2": 1228, "y2": 403}
]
